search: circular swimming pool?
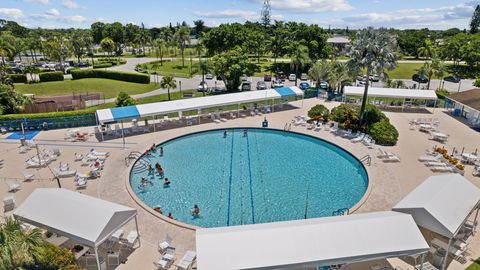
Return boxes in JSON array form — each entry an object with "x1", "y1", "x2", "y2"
[{"x1": 129, "y1": 128, "x2": 368, "y2": 228}]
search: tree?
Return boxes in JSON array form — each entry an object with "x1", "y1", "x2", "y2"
[
  {"x1": 308, "y1": 60, "x2": 331, "y2": 89},
  {"x1": 474, "y1": 77, "x2": 480, "y2": 87},
  {"x1": 193, "y1": 20, "x2": 205, "y2": 36},
  {"x1": 417, "y1": 39, "x2": 437, "y2": 59},
  {"x1": 0, "y1": 83, "x2": 29, "y2": 114},
  {"x1": 328, "y1": 62, "x2": 353, "y2": 93},
  {"x1": 211, "y1": 47, "x2": 249, "y2": 91},
  {"x1": 100, "y1": 37, "x2": 115, "y2": 56},
  {"x1": 90, "y1": 22, "x2": 106, "y2": 44},
  {"x1": 71, "y1": 30, "x2": 89, "y2": 62},
  {"x1": 386, "y1": 79, "x2": 406, "y2": 88},
  {"x1": 174, "y1": 26, "x2": 190, "y2": 67},
  {"x1": 103, "y1": 22, "x2": 125, "y2": 56},
  {"x1": 0, "y1": 33, "x2": 14, "y2": 64},
  {"x1": 43, "y1": 35, "x2": 71, "y2": 67},
  {"x1": 289, "y1": 44, "x2": 310, "y2": 86},
  {"x1": 418, "y1": 57, "x2": 445, "y2": 89},
  {"x1": 199, "y1": 60, "x2": 210, "y2": 83},
  {"x1": 347, "y1": 27, "x2": 397, "y2": 125},
  {"x1": 24, "y1": 65, "x2": 39, "y2": 82},
  {"x1": 153, "y1": 38, "x2": 166, "y2": 65},
  {"x1": 125, "y1": 23, "x2": 141, "y2": 53},
  {"x1": 246, "y1": 30, "x2": 269, "y2": 63},
  {"x1": 160, "y1": 76, "x2": 177, "y2": 101},
  {"x1": 470, "y1": 4, "x2": 480, "y2": 34},
  {"x1": 115, "y1": 92, "x2": 135, "y2": 107}
]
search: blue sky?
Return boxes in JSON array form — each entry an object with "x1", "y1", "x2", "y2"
[{"x1": 0, "y1": 0, "x2": 478, "y2": 30}]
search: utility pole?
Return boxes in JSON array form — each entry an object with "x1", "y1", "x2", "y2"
[{"x1": 261, "y1": 0, "x2": 271, "y2": 27}]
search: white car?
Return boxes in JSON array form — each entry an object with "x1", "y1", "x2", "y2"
[
  {"x1": 271, "y1": 79, "x2": 284, "y2": 88},
  {"x1": 288, "y1": 74, "x2": 297, "y2": 81},
  {"x1": 205, "y1": 73, "x2": 213, "y2": 80}
]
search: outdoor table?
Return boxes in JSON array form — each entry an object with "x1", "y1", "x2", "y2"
[
  {"x1": 462, "y1": 153, "x2": 478, "y2": 164},
  {"x1": 431, "y1": 132, "x2": 448, "y2": 142}
]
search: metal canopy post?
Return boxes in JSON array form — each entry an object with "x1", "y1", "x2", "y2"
[
  {"x1": 120, "y1": 121, "x2": 125, "y2": 149},
  {"x1": 442, "y1": 238, "x2": 452, "y2": 270},
  {"x1": 134, "y1": 216, "x2": 141, "y2": 246},
  {"x1": 94, "y1": 246, "x2": 101, "y2": 270},
  {"x1": 419, "y1": 253, "x2": 426, "y2": 270},
  {"x1": 198, "y1": 109, "x2": 201, "y2": 124},
  {"x1": 153, "y1": 116, "x2": 156, "y2": 132},
  {"x1": 402, "y1": 98, "x2": 406, "y2": 112},
  {"x1": 433, "y1": 99, "x2": 437, "y2": 113},
  {"x1": 237, "y1": 103, "x2": 240, "y2": 118}
]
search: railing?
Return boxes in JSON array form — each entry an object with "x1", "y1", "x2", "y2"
[{"x1": 359, "y1": 155, "x2": 371, "y2": 166}]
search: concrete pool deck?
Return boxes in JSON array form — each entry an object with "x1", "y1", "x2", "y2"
[{"x1": 0, "y1": 97, "x2": 479, "y2": 269}]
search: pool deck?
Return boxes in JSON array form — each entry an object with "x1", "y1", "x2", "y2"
[{"x1": 0, "y1": 97, "x2": 479, "y2": 269}]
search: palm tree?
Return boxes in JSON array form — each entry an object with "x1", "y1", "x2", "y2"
[
  {"x1": 386, "y1": 79, "x2": 406, "y2": 88},
  {"x1": 329, "y1": 62, "x2": 353, "y2": 93},
  {"x1": 153, "y1": 38, "x2": 167, "y2": 65},
  {"x1": 160, "y1": 76, "x2": 177, "y2": 101},
  {"x1": 174, "y1": 26, "x2": 191, "y2": 68},
  {"x1": 0, "y1": 34, "x2": 14, "y2": 64},
  {"x1": 417, "y1": 39, "x2": 437, "y2": 59},
  {"x1": 0, "y1": 217, "x2": 46, "y2": 269},
  {"x1": 418, "y1": 57, "x2": 445, "y2": 90},
  {"x1": 290, "y1": 44, "x2": 310, "y2": 86},
  {"x1": 346, "y1": 27, "x2": 397, "y2": 125},
  {"x1": 308, "y1": 60, "x2": 332, "y2": 89}
]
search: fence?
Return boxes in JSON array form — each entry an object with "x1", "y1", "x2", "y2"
[
  {"x1": 23, "y1": 93, "x2": 103, "y2": 114},
  {"x1": 0, "y1": 114, "x2": 96, "y2": 131}
]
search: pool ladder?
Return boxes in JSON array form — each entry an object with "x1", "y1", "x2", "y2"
[
  {"x1": 359, "y1": 155, "x2": 371, "y2": 166},
  {"x1": 283, "y1": 123, "x2": 291, "y2": 131}
]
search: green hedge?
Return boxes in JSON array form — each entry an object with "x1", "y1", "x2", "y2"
[
  {"x1": 70, "y1": 69, "x2": 150, "y2": 84},
  {"x1": 39, "y1": 72, "x2": 64, "y2": 82},
  {"x1": 368, "y1": 119, "x2": 399, "y2": 146},
  {"x1": 93, "y1": 62, "x2": 113, "y2": 69},
  {"x1": 435, "y1": 89, "x2": 450, "y2": 99},
  {"x1": 8, "y1": 74, "x2": 28, "y2": 83}
]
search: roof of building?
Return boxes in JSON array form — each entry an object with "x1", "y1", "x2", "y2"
[
  {"x1": 447, "y1": 89, "x2": 480, "y2": 111},
  {"x1": 327, "y1": 36, "x2": 350, "y2": 44}
]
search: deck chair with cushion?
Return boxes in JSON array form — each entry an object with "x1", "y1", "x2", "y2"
[
  {"x1": 22, "y1": 171, "x2": 34, "y2": 181},
  {"x1": 122, "y1": 230, "x2": 139, "y2": 249},
  {"x1": 158, "y1": 234, "x2": 173, "y2": 254},
  {"x1": 7, "y1": 180, "x2": 20, "y2": 192}
]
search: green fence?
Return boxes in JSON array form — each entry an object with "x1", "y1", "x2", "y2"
[{"x1": 0, "y1": 114, "x2": 96, "y2": 131}]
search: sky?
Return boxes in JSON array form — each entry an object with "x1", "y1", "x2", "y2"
[{"x1": 0, "y1": 0, "x2": 478, "y2": 30}]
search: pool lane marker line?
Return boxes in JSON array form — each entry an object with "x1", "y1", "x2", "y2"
[
  {"x1": 246, "y1": 133, "x2": 256, "y2": 224},
  {"x1": 226, "y1": 130, "x2": 235, "y2": 226}
]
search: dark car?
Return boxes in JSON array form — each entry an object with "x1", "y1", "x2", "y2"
[
  {"x1": 276, "y1": 72, "x2": 286, "y2": 81},
  {"x1": 444, "y1": 76, "x2": 461, "y2": 83},
  {"x1": 74, "y1": 62, "x2": 90, "y2": 68},
  {"x1": 412, "y1": 74, "x2": 429, "y2": 84},
  {"x1": 208, "y1": 87, "x2": 226, "y2": 95},
  {"x1": 299, "y1": 82, "x2": 311, "y2": 90},
  {"x1": 264, "y1": 74, "x2": 272, "y2": 82},
  {"x1": 241, "y1": 81, "x2": 251, "y2": 91},
  {"x1": 256, "y1": 81, "x2": 267, "y2": 90}
]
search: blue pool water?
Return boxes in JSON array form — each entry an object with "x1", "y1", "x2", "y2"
[
  {"x1": 130, "y1": 128, "x2": 368, "y2": 228},
  {"x1": 6, "y1": 131, "x2": 40, "y2": 140}
]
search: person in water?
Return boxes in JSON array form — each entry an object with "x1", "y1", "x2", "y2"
[
  {"x1": 243, "y1": 128, "x2": 248, "y2": 137},
  {"x1": 192, "y1": 204, "x2": 200, "y2": 217},
  {"x1": 164, "y1": 177, "x2": 171, "y2": 186},
  {"x1": 150, "y1": 143, "x2": 155, "y2": 152},
  {"x1": 159, "y1": 146, "x2": 164, "y2": 156},
  {"x1": 147, "y1": 164, "x2": 153, "y2": 175},
  {"x1": 223, "y1": 129, "x2": 227, "y2": 138},
  {"x1": 168, "y1": 212, "x2": 173, "y2": 219}
]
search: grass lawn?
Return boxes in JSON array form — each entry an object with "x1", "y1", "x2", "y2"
[
  {"x1": 142, "y1": 59, "x2": 200, "y2": 78},
  {"x1": 467, "y1": 258, "x2": 480, "y2": 270},
  {"x1": 15, "y1": 78, "x2": 159, "y2": 99}
]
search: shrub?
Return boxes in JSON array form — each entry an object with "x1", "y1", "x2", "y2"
[
  {"x1": 435, "y1": 89, "x2": 451, "y2": 99},
  {"x1": 70, "y1": 69, "x2": 150, "y2": 84},
  {"x1": 362, "y1": 104, "x2": 387, "y2": 128},
  {"x1": 93, "y1": 62, "x2": 113, "y2": 69},
  {"x1": 308, "y1": 104, "x2": 330, "y2": 122},
  {"x1": 368, "y1": 119, "x2": 399, "y2": 146},
  {"x1": 33, "y1": 243, "x2": 82, "y2": 270},
  {"x1": 39, "y1": 72, "x2": 64, "y2": 82},
  {"x1": 115, "y1": 92, "x2": 136, "y2": 107},
  {"x1": 474, "y1": 77, "x2": 480, "y2": 88},
  {"x1": 0, "y1": 109, "x2": 96, "y2": 121},
  {"x1": 331, "y1": 104, "x2": 357, "y2": 124},
  {"x1": 7, "y1": 74, "x2": 28, "y2": 83}
]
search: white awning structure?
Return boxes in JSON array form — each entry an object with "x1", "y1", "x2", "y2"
[
  {"x1": 96, "y1": 87, "x2": 304, "y2": 124},
  {"x1": 14, "y1": 188, "x2": 138, "y2": 247},
  {"x1": 196, "y1": 211, "x2": 429, "y2": 270},
  {"x1": 344, "y1": 86, "x2": 438, "y2": 100},
  {"x1": 393, "y1": 174, "x2": 480, "y2": 239}
]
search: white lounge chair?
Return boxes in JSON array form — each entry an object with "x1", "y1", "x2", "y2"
[
  {"x1": 54, "y1": 169, "x2": 77, "y2": 178},
  {"x1": 18, "y1": 146, "x2": 28, "y2": 154},
  {"x1": 314, "y1": 123, "x2": 322, "y2": 131},
  {"x1": 74, "y1": 153, "x2": 84, "y2": 161},
  {"x1": 215, "y1": 113, "x2": 227, "y2": 122},
  {"x1": 22, "y1": 171, "x2": 34, "y2": 181},
  {"x1": 59, "y1": 162, "x2": 69, "y2": 171},
  {"x1": 90, "y1": 149, "x2": 109, "y2": 157},
  {"x1": 106, "y1": 228, "x2": 124, "y2": 249},
  {"x1": 123, "y1": 230, "x2": 139, "y2": 249},
  {"x1": 377, "y1": 149, "x2": 400, "y2": 162},
  {"x1": 154, "y1": 247, "x2": 176, "y2": 270},
  {"x1": 210, "y1": 114, "x2": 221, "y2": 124},
  {"x1": 229, "y1": 112, "x2": 237, "y2": 119},
  {"x1": 350, "y1": 133, "x2": 365, "y2": 143},
  {"x1": 425, "y1": 161, "x2": 447, "y2": 167},
  {"x1": 158, "y1": 234, "x2": 173, "y2": 254},
  {"x1": 430, "y1": 166, "x2": 454, "y2": 173},
  {"x1": 75, "y1": 178, "x2": 87, "y2": 189},
  {"x1": 418, "y1": 154, "x2": 443, "y2": 162},
  {"x1": 3, "y1": 196, "x2": 15, "y2": 212},
  {"x1": 7, "y1": 180, "x2": 20, "y2": 192},
  {"x1": 177, "y1": 250, "x2": 197, "y2": 270}
]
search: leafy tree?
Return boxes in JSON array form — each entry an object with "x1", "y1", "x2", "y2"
[
  {"x1": 193, "y1": 20, "x2": 205, "y2": 36},
  {"x1": 289, "y1": 44, "x2": 310, "y2": 86},
  {"x1": 440, "y1": 33, "x2": 467, "y2": 66},
  {"x1": 417, "y1": 39, "x2": 437, "y2": 59},
  {"x1": 397, "y1": 29, "x2": 431, "y2": 58},
  {"x1": 12, "y1": 37, "x2": 25, "y2": 61},
  {"x1": 460, "y1": 34, "x2": 480, "y2": 69},
  {"x1": 90, "y1": 22, "x2": 106, "y2": 44},
  {"x1": 125, "y1": 23, "x2": 141, "y2": 52},
  {"x1": 0, "y1": 83, "x2": 29, "y2": 114},
  {"x1": 470, "y1": 4, "x2": 480, "y2": 34},
  {"x1": 0, "y1": 20, "x2": 29, "y2": 37},
  {"x1": 418, "y1": 57, "x2": 445, "y2": 89},
  {"x1": 347, "y1": 27, "x2": 397, "y2": 125},
  {"x1": 328, "y1": 62, "x2": 353, "y2": 93},
  {"x1": 308, "y1": 104, "x2": 330, "y2": 122},
  {"x1": 24, "y1": 65, "x2": 39, "y2": 82},
  {"x1": 160, "y1": 76, "x2": 177, "y2": 101},
  {"x1": 308, "y1": 60, "x2": 331, "y2": 89},
  {"x1": 103, "y1": 22, "x2": 125, "y2": 56},
  {"x1": 43, "y1": 36, "x2": 71, "y2": 66},
  {"x1": 199, "y1": 60, "x2": 210, "y2": 83},
  {"x1": 0, "y1": 33, "x2": 14, "y2": 64},
  {"x1": 70, "y1": 30, "x2": 90, "y2": 62},
  {"x1": 270, "y1": 22, "x2": 289, "y2": 64},
  {"x1": 474, "y1": 77, "x2": 480, "y2": 87},
  {"x1": 153, "y1": 38, "x2": 167, "y2": 64},
  {"x1": 386, "y1": 79, "x2": 406, "y2": 88},
  {"x1": 174, "y1": 26, "x2": 191, "y2": 67},
  {"x1": 202, "y1": 23, "x2": 248, "y2": 55},
  {"x1": 211, "y1": 47, "x2": 249, "y2": 91},
  {"x1": 100, "y1": 37, "x2": 115, "y2": 56},
  {"x1": 245, "y1": 30, "x2": 269, "y2": 63},
  {"x1": 115, "y1": 92, "x2": 135, "y2": 107}
]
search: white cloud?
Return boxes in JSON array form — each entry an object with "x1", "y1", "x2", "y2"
[
  {"x1": 22, "y1": 0, "x2": 49, "y2": 4},
  {"x1": 64, "y1": 15, "x2": 87, "y2": 23},
  {"x1": 30, "y1": 8, "x2": 88, "y2": 24},
  {"x1": 62, "y1": 0, "x2": 80, "y2": 9},
  {"x1": 0, "y1": 8, "x2": 24, "y2": 20},
  {"x1": 248, "y1": 0, "x2": 353, "y2": 13},
  {"x1": 194, "y1": 10, "x2": 259, "y2": 20},
  {"x1": 45, "y1": 8, "x2": 60, "y2": 16}
]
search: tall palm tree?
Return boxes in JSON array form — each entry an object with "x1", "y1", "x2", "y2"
[
  {"x1": 329, "y1": 62, "x2": 353, "y2": 93},
  {"x1": 153, "y1": 38, "x2": 167, "y2": 65},
  {"x1": 160, "y1": 76, "x2": 177, "y2": 101},
  {"x1": 308, "y1": 60, "x2": 332, "y2": 89},
  {"x1": 417, "y1": 39, "x2": 437, "y2": 59},
  {"x1": 174, "y1": 26, "x2": 191, "y2": 68},
  {"x1": 290, "y1": 44, "x2": 310, "y2": 86},
  {"x1": 0, "y1": 34, "x2": 14, "y2": 64},
  {"x1": 347, "y1": 27, "x2": 397, "y2": 125},
  {"x1": 418, "y1": 57, "x2": 445, "y2": 90}
]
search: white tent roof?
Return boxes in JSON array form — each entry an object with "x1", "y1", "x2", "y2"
[
  {"x1": 96, "y1": 87, "x2": 304, "y2": 124},
  {"x1": 344, "y1": 86, "x2": 438, "y2": 100},
  {"x1": 393, "y1": 174, "x2": 480, "y2": 238},
  {"x1": 14, "y1": 188, "x2": 137, "y2": 247},
  {"x1": 196, "y1": 211, "x2": 429, "y2": 270}
]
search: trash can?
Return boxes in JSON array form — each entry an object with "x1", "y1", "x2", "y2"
[{"x1": 262, "y1": 118, "x2": 268, "y2": 128}]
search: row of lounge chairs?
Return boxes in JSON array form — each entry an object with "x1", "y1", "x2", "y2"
[
  {"x1": 376, "y1": 149, "x2": 401, "y2": 162},
  {"x1": 154, "y1": 234, "x2": 197, "y2": 270}
]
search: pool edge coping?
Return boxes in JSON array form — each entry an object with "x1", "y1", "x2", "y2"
[{"x1": 124, "y1": 126, "x2": 372, "y2": 231}]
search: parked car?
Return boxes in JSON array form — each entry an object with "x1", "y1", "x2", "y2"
[
  {"x1": 208, "y1": 87, "x2": 226, "y2": 95},
  {"x1": 299, "y1": 82, "x2": 311, "y2": 90},
  {"x1": 256, "y1": 81, "x2": 267, "y2": 90},
  {"x1": 369, "y1": 75, "x2": 380, "y2": 82},
  {"x1": 319, "y1": 81, "x2": 329, "y2": 90},
  {"x1": 264, "y1": 74, "x2": 272, "y2": 81},
  {"x1": 241, "y1": 81, "x2": 251, "y2": 91},
  {"x1": 300, "y1": 73, "x2": 308, "y2": 81},
  {"x1": 74, "y1": 62, "x2": 90, "y2": 68},
  {"x1": 444, "y1": 76, "x2": 461, "y2": 83},
  {"x1": 241, "y1": 74, "x2": 248, "y2": 81},
  {"x1": 197, "y1": 81, "x2": 208, "y2": 92},
  {"x1": 276, "y1": 72, "x2": 286, "y2": 81},
  {"x1": 205, "y1": 73, "x2": 213, "y2": 80},
  {"x1": 288, "y1": 74, "x2": 297, "y2": 82},
  {"x1": 271, "y1": 79, "x2": 284, "y2": 88},
  {"x1": 412, "y1": 74, "x2": 428, "y2": 84}
]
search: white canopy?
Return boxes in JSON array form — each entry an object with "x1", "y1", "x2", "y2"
[
  {"x1": 196, "y1": 211, "x2": 429, "y2": 270},
  {"x1": 96, "y1": 87, "x2": 304, "y2": 124},
  {"x1": 344, "y1": 86, "x2": 438, "y2": 100},
  {"x1": 14, "y1": 188, "x2": 137, "y2": 247},
  {"x1": 393, "y1": 174, "x2": 480, "y2": 238}
]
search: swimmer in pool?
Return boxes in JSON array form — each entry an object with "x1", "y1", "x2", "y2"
[{"x1": 192, "y1": 204, "x2": 200, "y2": 217}]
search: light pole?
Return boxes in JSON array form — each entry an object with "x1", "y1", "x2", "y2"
[{"x1": 189, "y1": 52, "x2": 193, "y2": 76}]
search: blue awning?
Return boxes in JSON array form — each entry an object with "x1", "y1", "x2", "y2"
[
  {"x1": 275, "y1": 87, "x2": 297, "y2": 97},
  {"x1": 110, "y1": 106, "x2": 140, "y2": 121}
]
